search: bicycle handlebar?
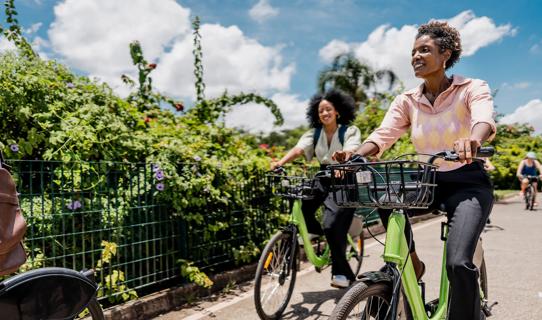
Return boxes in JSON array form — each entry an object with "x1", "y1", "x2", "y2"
[{"x1": 427, "y1": 146, "x2": 495, "y2": 165}]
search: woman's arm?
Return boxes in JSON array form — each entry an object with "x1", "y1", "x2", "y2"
[
  {"x1": 271, "y1": 147, "x2": 304, "y2": 170},
  {"x1": 536, "y1": 160, "x2": 542, "y2": 178}
]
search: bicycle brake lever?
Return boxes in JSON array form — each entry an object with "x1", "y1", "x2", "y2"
[{"x1": 348, "y1": 154, "x2": 367, "y2": 164}]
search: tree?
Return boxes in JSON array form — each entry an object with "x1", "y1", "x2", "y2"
[{"x1": 317, "y1": 53, "x2": 397, "y2": 109}]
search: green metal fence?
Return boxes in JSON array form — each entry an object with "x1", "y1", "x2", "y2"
[{"x1": 6, "y1": 159, "x2": 378, "y2": 304}]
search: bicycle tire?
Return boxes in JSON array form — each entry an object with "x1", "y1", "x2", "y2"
[
  {"x1": 479, "y1": 258, "x2": 488, "y2": 300},
  {"x1": 529, "y1": 185, "x2": 536, "y2": 210},
  {"x1": 330, "y1": 281, "x2": 392, "y2": 320},
  {"x1": 525, "y1": 185, "x2": 532, "y2": 210},
  {"x1": 86, "y1": 296, "x2": 105, "y2": 320},
  {"x1": 347, "y1": 230, "x2": 365, "y2": 277},
  {"x1": 254, "y1": 230, "x2": 298, "y2": 320}
]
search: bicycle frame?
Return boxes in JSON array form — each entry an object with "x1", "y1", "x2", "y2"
[
  {"x1": 384, "y1": 211, "x2": 449, "y2": 320},
  {"x1": 288, "y1": 199, "x2": 357, "y2": 269},
  {"x1": 289, "y1": 199, "x2": 330, "y2": 268}
]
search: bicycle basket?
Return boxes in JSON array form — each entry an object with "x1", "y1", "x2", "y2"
[
  {"x1": 267, "y1": 174, "x2": 316, "y2": 200},
  {"x1": 329, "y1": 160, "x2": 437, "y2": 209}
]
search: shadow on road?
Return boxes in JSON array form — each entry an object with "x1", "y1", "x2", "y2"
[{"x1": 281, "y1": 288, "x2": 345, "y2": 319}]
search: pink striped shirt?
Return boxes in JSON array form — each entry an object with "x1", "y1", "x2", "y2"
[{"x1": 365, "y1": 75, "x2": 496, "y2": 171}]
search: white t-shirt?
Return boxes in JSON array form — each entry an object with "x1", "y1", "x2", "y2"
[{"x1": 295, "y1": 125, "x2": 362, "y2": 164}]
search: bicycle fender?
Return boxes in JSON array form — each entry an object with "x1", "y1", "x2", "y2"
[{"x1": 356, "y1": 271, "x2": 393, "y2": 284}]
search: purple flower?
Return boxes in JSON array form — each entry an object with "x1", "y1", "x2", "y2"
[
  {"x1": 10, "y1": 144, "x2": 19, "y2": 152},
  {"x1": 152, "y1": 163, "x2": 160, "y2": 172},
  {"x1": 156, "y1": 183, "x2": 165, "y2": 191},
  {"x1": 66, "y1": 82, "x2": 75, "y2": 89},
  {"x1": 155, "y1": 170, "x2": 165, "y2": 181},
  {"x1": 66, "y1": 200, "x2": 82, "y2": 210},
  {"x1": 193, "y1": 155, "x2": 202, "y2": 162}
]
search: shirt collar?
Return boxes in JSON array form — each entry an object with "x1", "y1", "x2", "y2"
[{"x1": 404, "y1": 75, "x2": 472, "y2": 101}]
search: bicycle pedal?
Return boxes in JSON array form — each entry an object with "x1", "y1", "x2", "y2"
[
  {"x1": 425, "y1": 298, "x2": 439, "y2": 316},
  {"x1": 482, "y1": 301, "x2": 498, "y2": 316}
]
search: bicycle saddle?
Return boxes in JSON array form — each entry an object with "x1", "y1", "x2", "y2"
[{"x1": 0, "y1": 267, "x2": 98, "y2": 320}]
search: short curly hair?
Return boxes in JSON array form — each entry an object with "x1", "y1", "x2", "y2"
[
  {"x1": 416, "y1": 21, "x2": 462, "y2": 70},
  {"x1": 306, "y1": 89, "x2": 356, "y2": 128}
]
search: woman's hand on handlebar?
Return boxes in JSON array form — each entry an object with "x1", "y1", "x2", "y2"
[
  {"x1": 270, "y1": 161, "x2": 282, "y2": 171},
  {"x1": 453, "y1": 138, "x2": 481, "y2": 164},
  {"x1": 332, "y1": 150, "x2": 353, "y2": 163}
]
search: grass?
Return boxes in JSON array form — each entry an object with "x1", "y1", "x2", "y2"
[{"x1": 494, "y1": 189, "x2": 518, "y2": 201}]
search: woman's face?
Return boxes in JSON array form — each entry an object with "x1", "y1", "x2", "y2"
[
  {"x1": 318, "y1": 100, "x2": 339, "y2": 126},
  {"x1": 411, "y1": 35, "x2": 451, "y2": 78}
]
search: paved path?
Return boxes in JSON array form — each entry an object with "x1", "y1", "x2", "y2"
[{"x1": 156, "y1": 195, "x2": 542, "y2": 319}]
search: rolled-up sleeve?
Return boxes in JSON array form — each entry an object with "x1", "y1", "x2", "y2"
[
  {"x1": 342, "y1": 126, "x2": 362, "y2": 152},
  {"x1": 466, "y1": 80, "x2": 497, "y2": 141},
  {"x1": 363, "y1": 95, "x2": 411, "y2": 158},
  {"x1": 294, "y1": 129, "x2": 315, "y2": 161}
]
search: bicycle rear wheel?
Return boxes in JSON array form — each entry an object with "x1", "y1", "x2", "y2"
[
  {"x1": 254, "y1": 230, "x2": 298, "y2": 320},
  {"x1": 330, "y1": 281, "x2": 392, "y2": 320}
]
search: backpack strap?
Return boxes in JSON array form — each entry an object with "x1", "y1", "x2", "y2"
[
  {"x1": 338, "y1": 125, "x2": 348, "y2": 146},
  {"x1": 312, "y1": 127, "x2": 323, "y2": 151},
  {"x1": 312, "y1": 125, "x2": 349, "y2": 152}
]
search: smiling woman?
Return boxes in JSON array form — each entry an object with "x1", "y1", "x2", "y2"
[{"x1": 333, "y1": 20, "x2": 497, "y2": 320}]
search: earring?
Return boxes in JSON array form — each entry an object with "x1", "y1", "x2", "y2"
[{"x1": 337, "y1": 114, "x2": 341, "y2": 119}]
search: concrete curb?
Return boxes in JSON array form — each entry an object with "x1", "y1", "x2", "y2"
[{"x1": 99, "y1": 214, "x2": 438, "y2": 320}]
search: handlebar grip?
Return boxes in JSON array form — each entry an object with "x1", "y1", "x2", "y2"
[
  {"x1": 477, "y1": 147, "x2": 495, "y2": 158},
  {"x1": 348, "y1": 154, "x2": 367, "y2": 164}
]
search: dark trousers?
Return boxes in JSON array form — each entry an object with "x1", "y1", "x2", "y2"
[
  {"x1": 301, "y1": 177, "x2": 356, "y2": 281},
  {"x1": 378, "y1": 162, "x2": 493, "y2": 320}
]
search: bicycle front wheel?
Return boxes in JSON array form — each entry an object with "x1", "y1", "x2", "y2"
[
  {"x1": 85, "y1": 297, "x2": 105, "y2": 320},
  {"x1": 525, "y1": 185, "x2": 534, "y2": 210},
  {"x1": 254, "y1": 230, "x2": 298, "y2": 320},
  {"x1": 330, "y1": 281, "x2": 392, "y2": 320}
]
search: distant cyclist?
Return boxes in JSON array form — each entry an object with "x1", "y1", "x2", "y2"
[{"x1": 516, "y1": 151, "x2": 542, "y2": 205}]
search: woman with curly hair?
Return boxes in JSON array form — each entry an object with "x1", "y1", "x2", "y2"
[
  {"x1": 271, "y1": 89, "x2": 361, "y2": 288},
  {"x1": 334, "y1": 21, "x2": 496, "y2": 319}
]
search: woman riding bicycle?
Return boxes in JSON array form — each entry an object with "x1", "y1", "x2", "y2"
[
  {"x1": 517, "y1": 151, "x2": 542, "y2": 205},
  {"x1": 271, "y1": 89, "x2": 361, "y2": 288},
  {"x1": 333, "y1": 21, "x2": 496, "y2": 320}
]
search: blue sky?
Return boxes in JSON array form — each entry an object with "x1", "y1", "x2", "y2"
[{"x1": 12, "y1": 0, "x2": 542, "y2": 133}]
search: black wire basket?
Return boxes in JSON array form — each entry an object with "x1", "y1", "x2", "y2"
[
  {"x1": 267, "y1": 174, "x2": 316, "y2": 200},
  {"x1": 329, "y1": 160, "x2": 437, "y2": 209}
]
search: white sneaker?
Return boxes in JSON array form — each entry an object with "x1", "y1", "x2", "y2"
[
  {"x1": 331, "y1": 275, "x2": 350, "y2": 288},
  {"x1": 297, "y1": 233, "x2": 321, "y2": 246}
]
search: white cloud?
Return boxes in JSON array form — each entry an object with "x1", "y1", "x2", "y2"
[
  {"x1": 502, "y1": 82, "x2": 531, "y2": 90},
  {"x1": 447, "y1": 10, "x2": 517, "y2": 56},
  {"x1": 319, "y1": 39, "x2": 351, "y2": 63},
  {"x1": 24, "y1": 22, "x2": 43, "y2": 35},
  {"x1": 500, "y1": 99, "x2": 542, "y2": 134},
  {"x1": 154, "y1": 23, "x2": 295, "y2": 99},
  {"x1": 224, "y1": 93, "x2": 308, "y2": 133},
  {"x1": 48, "y1": 0, "x2": 191, "y2": 94},
  {"x1": 0, "y1": 38, "x2": 16, "y2": 53},
  {"x1": 48, "y1": 0, "x2": 294, "y2": 100},
  {"x1": 530, "y1": 42, "x2": 541, "y2": 54},
  {"x1": 319, "y1": 10, "x2": 516, "y2": 89},
  {"x1": 249, "y1": 0, "x2": 279, "y2": 22}
]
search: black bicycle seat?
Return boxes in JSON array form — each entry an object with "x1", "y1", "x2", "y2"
[{"x1": 0, "y1": 267, "x2": 98, "y2": 320}]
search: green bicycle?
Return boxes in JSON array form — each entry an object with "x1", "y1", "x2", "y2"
[
  {"x1": 328, "y1": 148, "x2": 497, "y2": 320},
  {"x1": 254, "y1": 168, "x2": 365, "y2": 320}
]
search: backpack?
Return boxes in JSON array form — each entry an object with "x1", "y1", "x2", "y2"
[
  {"x1": 312, "y1": 125, "x2": 349, "y2": 151},
  {"x1": 0, "y1": 151, "x2": 27, "y2": 275}
]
